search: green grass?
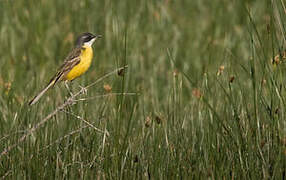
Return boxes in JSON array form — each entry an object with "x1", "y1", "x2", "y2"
[{"x1": 0, "y1": 0, "x2": 286, "y2": 179}]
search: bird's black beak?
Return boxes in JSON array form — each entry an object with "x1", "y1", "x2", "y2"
[{"x1": 95, "y1": 35, "x2": 102, "y2": 39}]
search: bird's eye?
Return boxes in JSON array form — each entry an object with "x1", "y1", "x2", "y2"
[{"x1": 84, "y1": 36, "x2": 92, "y2": 42}]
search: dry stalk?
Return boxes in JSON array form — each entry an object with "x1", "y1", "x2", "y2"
[{"x1": 0, "y1": 65, "x2": 128, "y2": 159}]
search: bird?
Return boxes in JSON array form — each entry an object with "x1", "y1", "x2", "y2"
[{"x1": 28, "y1": 32, "x2": 102, "y2": 105}]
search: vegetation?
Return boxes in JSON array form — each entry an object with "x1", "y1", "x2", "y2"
[{"x1": 0, "y1": 0, "x2": 285, "y2": 179}]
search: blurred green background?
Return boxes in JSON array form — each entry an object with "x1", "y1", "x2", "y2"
[{"x1": 0, "y1": 0, "x2": 285, "y2": 179}]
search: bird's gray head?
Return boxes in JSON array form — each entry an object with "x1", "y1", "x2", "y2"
[{"x1": 75, "y1": 32, "x2": 102, "y2": 47}]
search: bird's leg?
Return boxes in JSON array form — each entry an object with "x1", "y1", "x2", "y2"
[
  {"x1": 64, "y1": 81, "x2": 74, "y2": 97},
  {"x1": 79, "y1": 85, "x2": 88, "y2": 95}
]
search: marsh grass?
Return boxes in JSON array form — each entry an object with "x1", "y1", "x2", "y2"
[{"x1": 0, "y1": 0, "x2": 285, "y2": 179}]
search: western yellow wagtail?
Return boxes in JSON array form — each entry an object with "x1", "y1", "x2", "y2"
[{"x1": 29, "y1": 32, "x2": 101, "y2": 105}]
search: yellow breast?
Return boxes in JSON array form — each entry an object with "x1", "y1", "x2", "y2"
[{"x1": 65, "y1": 46, "x2": 93, "y2": 81}]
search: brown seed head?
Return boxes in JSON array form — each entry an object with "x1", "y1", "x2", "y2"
[
  {"x1": 173, "y1": 69, "x2": 179, "y2": 77},
  {"x1": 155, "y1": 116, "x2": 162, "y2": 124},
  {"x1": 261, "y1": 79, "x2": 266, "y2": 86},
  {"x1": 217, "y1": 65, "x2": 225, "y2": 76},
  {"x1": 103, "y1": 84, "x2": 112, "y2": 93},
  {"x1": 229, "y1": 76, "x2": 235, "y2": 83},
  {"x1": 192, "y1": 88, "x2": 202, "y2": 99},
  {"x1": 118, "y1": 68, "x2": 125, "y2": 77},
  {"x1": 145, "y1": 116, "x2": 152, "y2": 127},
  {"x1": 281, "y1": 137, "x2": 286, "y2": 146}
]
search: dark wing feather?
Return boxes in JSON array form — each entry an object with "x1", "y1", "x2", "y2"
[{"x1": 49, "y1": 47, "x2": 82, "y2": 84}]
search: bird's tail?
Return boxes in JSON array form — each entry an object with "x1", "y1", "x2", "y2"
[{"x1": 28, "y1": 80, "x2": 55, "y2": 105}]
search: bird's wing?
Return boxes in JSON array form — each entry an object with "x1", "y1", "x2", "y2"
[
  {"x1": 50, "y1": 47, "x2": 82, "y2": 84},
  {"x1": 28, "y1": 47, "x2": 82, "y2": 105}
]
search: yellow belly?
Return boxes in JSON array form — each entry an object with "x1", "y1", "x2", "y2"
[{"x1": 65, "y1": 47, "x2": 93, "y2": 81}]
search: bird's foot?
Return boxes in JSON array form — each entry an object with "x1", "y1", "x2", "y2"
[{"x1": 64, "y1": 81, "x2": 74, "y2": 97}]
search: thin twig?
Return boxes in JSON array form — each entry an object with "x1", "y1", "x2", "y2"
[
  {"x1": 38, "y1": 124, "x2": 89, "y2": 152},
  {"x1": 60, "y1": 109, "x2": 108, "y2": 135},
  {"x1": 0, "y1": 130, "x2": 27, "y2": 142},
  {"x1": 85, "y1": 65, "x2": 128, "y2": 89},
  {"x1": 1, "y1": 170, "x2": 12, "y2": 179},
  {"x1": 0, "y1": 97, "x2": 73, "y2": 158},
  {"x1": 75, "y1": 92, "x2": 138, "y2": 102},
  {"x1": 0, "y1": 66, "x2": 128, "y2": 159}
]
